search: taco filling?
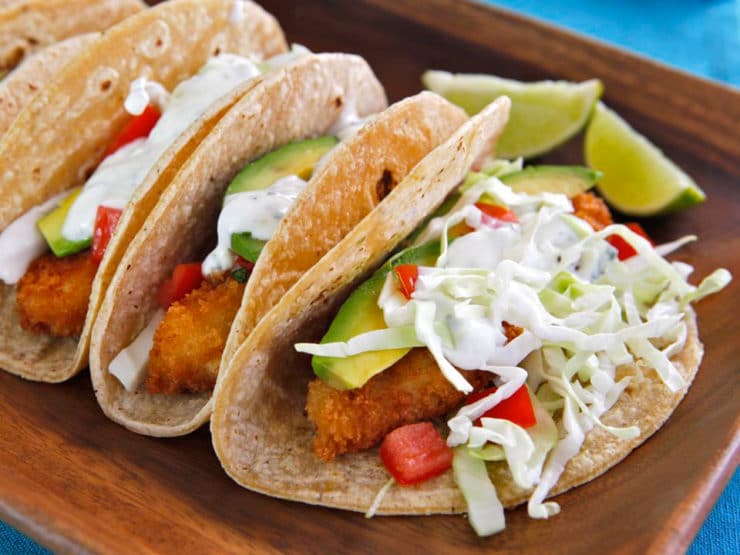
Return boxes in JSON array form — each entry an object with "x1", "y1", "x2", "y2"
[
  {"x1": 0, "y1": 46, "x2": 308, "y2": 338},
  {"x1": 296, "y1": 162, "x2": 730, "y2": 535},
  {"x1": 109, "y1": 118, "x2": 367, "y2": 395}
]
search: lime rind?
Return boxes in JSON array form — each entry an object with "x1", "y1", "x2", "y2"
[
  {"x1": 585, "y1": 102, "x2": 705, "y2": 216},
  {"x1": 422, "y1": 71, "x2": 603, "y2": 159}
]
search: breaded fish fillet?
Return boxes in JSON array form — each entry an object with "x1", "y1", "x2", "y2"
[
  {"x1": 146, "y1": 277, "x2": 245, "y2": 395},
  {"x1": 572, "y1": 192, "x2": 612, "y2": 231},
  {"x1": 16, "y1": 251, "x2": 96, "y2": 337},
  {"x1": 307, "y1": 348, "x2": 494, "y2": 461}
]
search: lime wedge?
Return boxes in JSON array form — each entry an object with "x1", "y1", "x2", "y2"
[
  {"x1": 422, "y1": 71, "x2": 602, "y2": 159},
  {"x1": 585, "y1": 102, "x2": 705, "y2": 215}
]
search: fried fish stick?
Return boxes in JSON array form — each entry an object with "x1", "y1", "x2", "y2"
[
  {"x1": 307, "y1": 348, "x2": 493, "y2": 461},
  {"x1": 146, "y1": 277, "x2": 245, "y2": 395},
  {"x1": 16, "y1": 251, "x2": 96, "y2": 337},
  {"x1": 572, "y1": 192, "x2": 613, "y2": 231}
]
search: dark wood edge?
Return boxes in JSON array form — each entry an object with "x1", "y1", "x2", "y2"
[
  {"x1": 0, "y1": 498, "x2": 83, "y2": 555},
  {"x1": 362, "y1": 0, "x2": 740, "y2": 175},
  {"x1": 649, "y1": 417, "x2": 740, "y2": 554}
]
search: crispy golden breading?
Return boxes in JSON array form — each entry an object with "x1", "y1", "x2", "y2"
[
  {"x1": 146, "y1": 277, "x2": 245, "y2": 395},
  {"x1": 307, "y1": 348, "x2": 493, "y2": 461},
  {"x1": 16, "y1": 252, "x2": 97, "y2": 337},
  {"x1": 503, "y1": 321, "x2": 523, "y2": 343},
  {"x1": 572, "y1": 192, "x2": 613, "y2": 231}
]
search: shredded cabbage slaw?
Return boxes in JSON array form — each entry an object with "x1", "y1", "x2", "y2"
[{"x1": 295, "y1": 172, "x2": 730, "y2": 535}]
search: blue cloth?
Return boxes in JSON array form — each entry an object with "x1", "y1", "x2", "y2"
[
  {"x1": 0, "y1": 522, "x2": 50, "y2": 555},
  {"x1": 688, "y1": 469, "x2": 740, "y2": 555},
  {"x1": 487, "y1": 0, "x2": 740, "y2": 86},
  {"x1": 1, "y1": 2, "x2": 737, "y2": 553}
]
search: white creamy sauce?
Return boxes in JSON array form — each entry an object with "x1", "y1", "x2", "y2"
[
  {"x1": 263, "y1": 43, "x2": 312, "y2": 70},
  {"x1": 328, "y1": 90, "x2": 366, "y2": 142},
  {"x1": 389, "y1": 195, "x2": 594, "y2": 374},
  {"x1": 444, "y1": 226, "x2": 519, "y2": 270},
  {"x1": 202, "y1": 175, "x2": 307, "y2": 276},
  {"x1": 228, "y1": 0, "x2": 245, "y2": 23},
  {"x1": 62, "y1": 54, "x2": 262, "y2": 242},
  {"x1": 109, "y1": 309, "x2": 165, "y2": 391},
  {"x1": 124, "y1": 77, "x2": 170, "y2": 115},
  {"x1": 0, "y1": 192, "x2": 68, "y2": 284}
]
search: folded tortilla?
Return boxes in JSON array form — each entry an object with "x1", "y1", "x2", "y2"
[
  {"x1": 89, "y1": 62, "x2": 476, "y2": 437},
  {"x1": 210, "y1": 96, "x2": 704, "y2": 514},
  {"x1": 0, "y1": 33, "x2": 98, "y2": 137},
  {"x1": 0, "y1": 0, "x2": 287, "y2": 382},
  {"x1": 0, "y1": 0, "x2": 144, "y2": 70}
]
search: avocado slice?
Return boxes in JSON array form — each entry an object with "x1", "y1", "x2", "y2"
[
  {"x1": 224, "y1": 136, "x2": 338, "y2": 263},
  {"x1": 37, "y1": 188, "x2": 92, "y2": 257},
  {"x1": 230, "y1": 232, "x2": 265, "y2": 263},
  {"x1": 500, "y1": 165, "x2": 601, "y2": 197},
  {"x1": 225, "y1": 136, "x2": 339, "y2": 196},
  {"x1": 313, "y1": 239, "x2": 441, "y2": 390}
]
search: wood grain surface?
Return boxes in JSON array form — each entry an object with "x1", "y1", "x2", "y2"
[{"x1": 1, "y1": 1, "x2": 738, "y2": 553}]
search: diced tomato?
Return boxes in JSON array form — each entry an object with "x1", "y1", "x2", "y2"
[
  {"x1": 465, "y1": 384, "x2": 537, "y2": 428},
  {"x1": 235, "y1": 256, "x2": 255, "y2": 272},
  {"x1": 475, "y1": 202, "x2": 518, "y2": 224},
  {"x1": 157, "y1": 263, "x2": 203, "y2": 309},
  {"x1": 102, "y1": 104, "x2": 161, "y2": 158},
  {"x1": 380, "y1": 422, "x2": 453, "y2": 486},
  {"x1": 394, "y1": 264, "x2": 419, "y2": 300},
  {"x1": 91, "y1": 206, "x2": 123, "y2": 264},
  {"x1": 607, "y1": 222, "x2": 653, "y2": 261}
]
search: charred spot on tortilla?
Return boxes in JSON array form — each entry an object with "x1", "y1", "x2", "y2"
[
  {"x1": 334, "y1": 97, "x2": 343, "y2": 108},
  {"x1": 7, "y1": 46, "x2": 25, "y2": 69},
  {"x1": 375, "y1": 169, "x2": 396, "y2": 201}
]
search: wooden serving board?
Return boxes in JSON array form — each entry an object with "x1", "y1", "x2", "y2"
[{"x1": 1, "y1": 1, "x2": 738, "y2": 553}]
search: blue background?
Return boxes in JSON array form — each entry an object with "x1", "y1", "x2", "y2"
[
  {"x1": 489, "y1": 0, "x2": 740, "y2": 86},
  {"x1": 1, "y1": 1, "x2": 738, "y2": 553}
]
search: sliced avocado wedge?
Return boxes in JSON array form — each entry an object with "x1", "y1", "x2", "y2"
[
  {"x1": 225, "y1": 136, "x2": 338, "y2": 196},
  {"x1": 500, "y1": 165, "x2": 600, "y2": 197},
  {"x1": 313, "y1": 239, "x2": 441, "y2": 390},
  {"x1": 230, "y1": 232, "x2": 265, "y2": 263},
  {"x1": 37, "y1": 188, "x2": 92, "y2": 257}
]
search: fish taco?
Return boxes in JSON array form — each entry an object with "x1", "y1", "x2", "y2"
[
  {"x1": 89, "y1": 61, "x2": 481, "y2": 437},
  {"x1": 0, "y1": 0, "x2": 287, "y2": 382},
  {"x1": 210, "y1": 97, "x2": 729, "y2": 535}
]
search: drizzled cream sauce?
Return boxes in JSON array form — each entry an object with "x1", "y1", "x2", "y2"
[
  {"x1": 202, "y1": 175, "x2": 307, "y2": 276},
  {"x1": 0, "y1": 192, "x2": 67, "y2": 284},
  {"x1": 62, "y1": 54, "x2": 261, "y2": 242}
]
